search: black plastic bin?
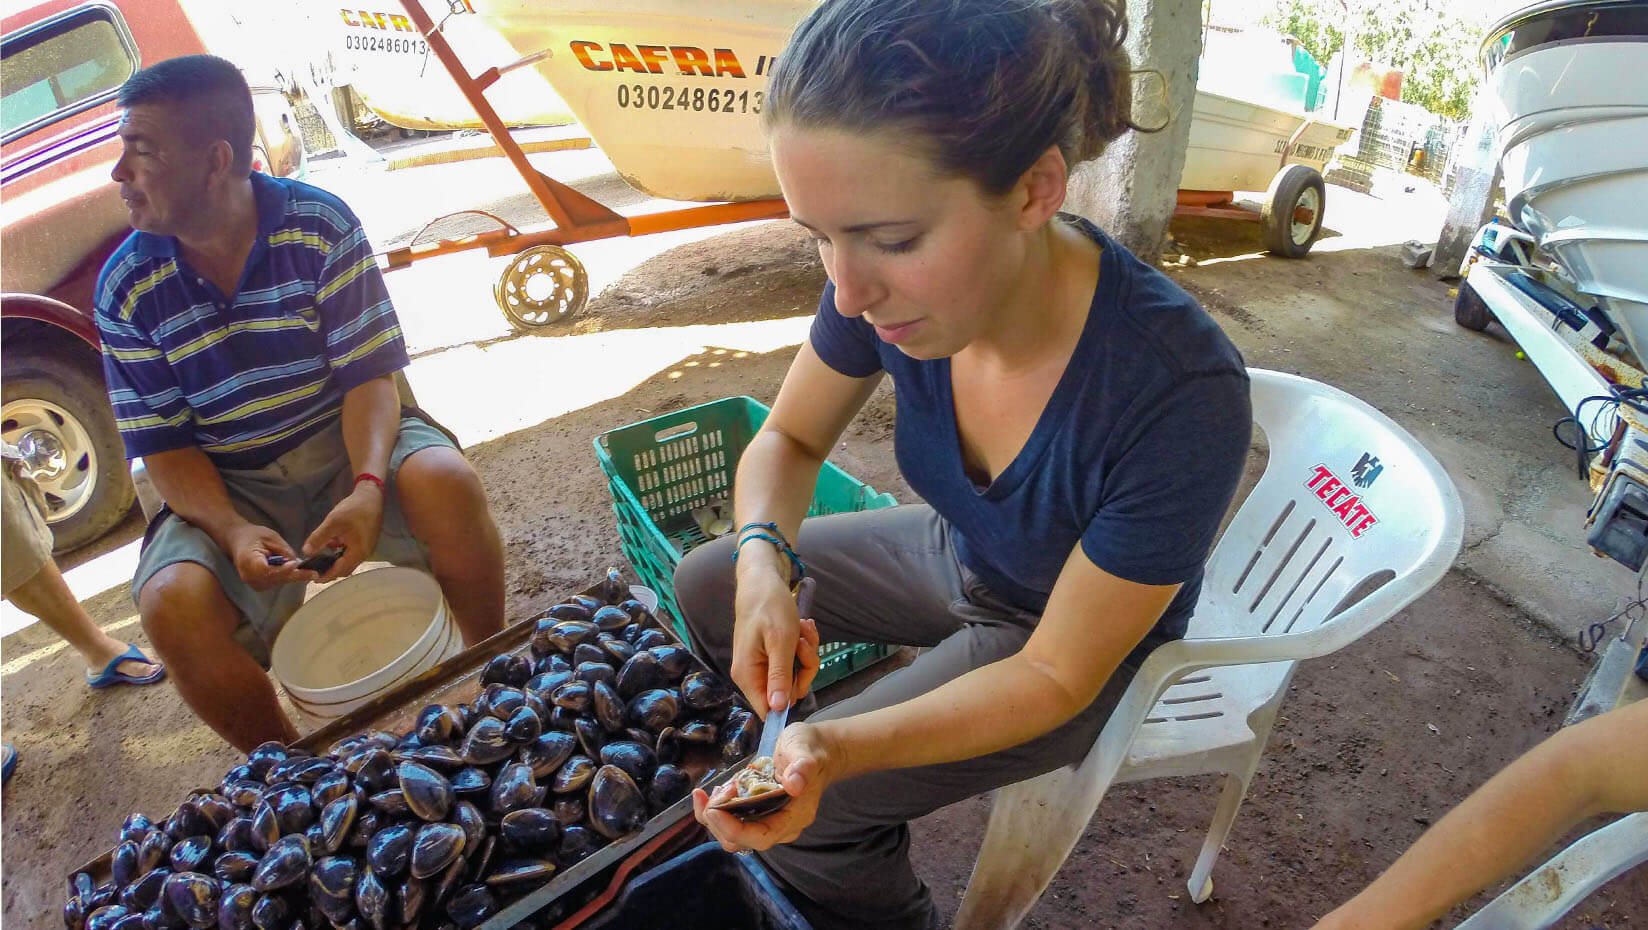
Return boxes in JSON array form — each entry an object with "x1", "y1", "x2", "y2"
[{"x1": 582, "y1": 841, "x2": 813, "y2": 929}]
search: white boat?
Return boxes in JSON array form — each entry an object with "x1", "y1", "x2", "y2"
[
  {"x1": 1179, "y1": 90, "x2": 1351, "y2": 196},
  {"x1": 1479, "y1": 0, "x2": 1648, "y2": 361}
]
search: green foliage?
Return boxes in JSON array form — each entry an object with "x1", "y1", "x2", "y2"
[{"x1": 1259, "y1": 0, "x2": 1488, "y2": 120}]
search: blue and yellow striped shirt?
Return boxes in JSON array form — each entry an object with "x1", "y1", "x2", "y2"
[{"x1": 94, "y1": 174, "x2": 410, "y2": 469}]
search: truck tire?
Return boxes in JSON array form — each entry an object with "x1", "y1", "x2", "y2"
[
  {"x1": 1261, "y1": 164, "x2": 1327, "y2": 259},
  {"x1": 1, "y1": 353, "x2": 135, "y2": 553},
  {"x1": 1454, "y1": 282, "x2": 1493, "y2": 331}
]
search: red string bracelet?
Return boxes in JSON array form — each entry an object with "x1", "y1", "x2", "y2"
[{"x1": 354, "y1": 472, "x2": 386, "y2": 494}]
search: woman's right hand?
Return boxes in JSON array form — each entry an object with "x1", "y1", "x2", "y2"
[{"x1": 731, "y1": 569, "x2": 821, "y2": 717}]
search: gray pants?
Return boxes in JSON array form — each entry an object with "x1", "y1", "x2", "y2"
[{"x1": 675, "y1": 505, "x2": 1141, "y2": 930}]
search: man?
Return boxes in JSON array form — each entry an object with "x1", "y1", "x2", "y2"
[{"x1": 95, "y1": 55, "x2": 505, "y2": 753}]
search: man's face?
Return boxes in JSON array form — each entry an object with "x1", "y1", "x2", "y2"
[{"x1": 110, "y1": 103, "x2": 210, "y2": 236}]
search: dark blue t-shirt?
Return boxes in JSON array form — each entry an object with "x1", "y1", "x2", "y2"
[{"x1": 808, "y1": 217, "x2": 1251, "y2": 647}]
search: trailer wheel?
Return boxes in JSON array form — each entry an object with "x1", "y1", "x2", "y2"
[
  {"x1": 1454, "y1": 282, "x2": 1493, "y2": 331},
  {"x1": 494, "y1": 245, "x2": 589, "y2": 330},
  {"x1": 1261, "y1": 164, "x2": 1326, "y2": 258}
]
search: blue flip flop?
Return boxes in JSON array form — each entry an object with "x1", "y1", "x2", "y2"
[{"x1": 85, "y1": 643, "x2": 167, "y2": 689}]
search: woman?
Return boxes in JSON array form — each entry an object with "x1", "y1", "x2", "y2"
[{"x1": 677, "y1": 0, "x2": 1252, "y2": 927}]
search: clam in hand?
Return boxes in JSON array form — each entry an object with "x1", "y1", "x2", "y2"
[{"x1": 705, "y1": 756, "x2": 792, "y2": 821}]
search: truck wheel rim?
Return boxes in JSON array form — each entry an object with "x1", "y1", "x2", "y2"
[
  {"x1": 1291, "y1": 187, "x2": 1321, "y2": 245},
  {"x1": 1, "y1": 398, "x2": 97, "y2": 522}
]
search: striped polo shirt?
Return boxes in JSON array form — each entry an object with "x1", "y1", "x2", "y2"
[{"x1": 94, "y1": 173, "x2": 410, "y2": 469}]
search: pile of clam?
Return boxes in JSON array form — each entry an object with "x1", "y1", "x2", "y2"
[{"x1": 65, "y1": 573, "x2": 761, "y2": 930}]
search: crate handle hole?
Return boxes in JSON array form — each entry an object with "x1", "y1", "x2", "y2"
[{"x1": 655, "y1": 422, "x2": 700, "y2": 443}]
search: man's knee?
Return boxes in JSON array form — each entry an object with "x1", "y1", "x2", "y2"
[
  {"x1": 399, "y1": 447, "x2": 485, "y2": 507},
  {"x1": 138, "y1": 562, "x2": 236, "y2": 650}
]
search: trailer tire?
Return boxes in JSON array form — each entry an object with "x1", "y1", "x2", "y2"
[
  {"x1": 1262, "y1": 164, "x2": 1326, "y2": 259},
  {"x1": 1454, "y1": 282, "x2": 1493, "y2": 331},
  {"x1": 2, "y1": 351, "x2": 135, "y2": 554},
  {"x1": 495, "y1": 245, "x2": 589, "y2": 330}
]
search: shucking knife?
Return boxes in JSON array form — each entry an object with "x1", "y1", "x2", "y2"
[{"x1": 756, "y1": 575, "x2": 815, "y2": 760}]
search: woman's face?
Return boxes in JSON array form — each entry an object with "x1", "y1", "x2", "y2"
[{"x1": 770, "y1": 126, "x2": 1030, "y2": 360}]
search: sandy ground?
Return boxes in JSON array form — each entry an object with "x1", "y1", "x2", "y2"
[{"x1": 2, "y1": 143, "x2": 1643, "y2": 928}]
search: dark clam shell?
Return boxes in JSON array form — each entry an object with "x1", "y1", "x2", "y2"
[
  {"x1": 195, "y1": 795, "x2": 236, "y2": 831},
  {"x1": 112, "y1": 841, "x2": 140, "y2": 887},
  {"x1": 139, "y1": 830, "x2": 174, "y2": 876},
  {"x1": 168, "y1": 801, "x2": 215, "y2": 840},
  {"x1": 573, "y1": 661, "x2": 616, "y2": 687},
  {"x1": 71, "y1": 870, "x2": 96, "y2": 901},
  {"x1": 574, "y1": 717, "x2": 607, "y2": 759},
  {"x1": 681, "y1": 670, "x2": 735, "y2": 711},
  {"x1": 224, "y1": 780, "x2": 265, "y2": 810},
  {"x1": 545, "y1": 602, "x2": 591, "y2": 623},
  {"x1": 571, "y1": 594, "x2": 604, "y2": 613},
  {"x1": 655, "y1": 727, "x2": 682, "y2": 765},
  {"x1": 409, "y1": 823, "x2": 466, "y2": 880},
  {"x1": 452, "y1": 799, "x2": 487, "y2": 852},
  {"x1": 485, "y1": 858, "x2": 556, "y2": 888},
  {"x1": 503, "y1": 706, "x2": 543, "y2": 743},
  {"x1": 549, "y1": 680, "x2": 592, "y2": 714},
  {"x1": 615, "y1": 652, "x2": 665, "y2": 700},
  {"x1": 415, "y1": 704, "x2": 463, "y2": 745},
  {"x1": 617, "y1": 598, "x2": 651, "y2": 623},
  {"x1": 587, "y1": 765, "x2": 648, "y2": 840},
  {"x1": 250, "y1": 835, "x2": 310, "y2": 892},
  {"x1": 351, "y1": 749, "x2": 396, "y2": 793},
  {"x1": 551, "y1": 756, "x2": 596, "y2": 795},
  {"x1": 249, "y1": 890, "x2": 291, "y2": 930},
  {"x1": 168, "y1": 836, "x2": 212, "y2": 873},
  {"x1": 720, "y1": 709, "x2": 761, "y2": 766},
  {"x1": 445, "y1": 883, "x2": 497, "y2": 929},
  {"x1": 366, "y1": 823, "x2": 415, "y2": 878},
  {"x1": 537, "y1": 652, "x2": 574, "y2": 675},
  {"x1": 708, "y1": 757, "x2": 794, "y2": 821},
  {"x1": 592, "y1": 681, "x2": 626, "y2": 732},
  {"x1": 398, "y1": 744, "x2": 465, "y2": 772},
  {"x1": 160, "y1": 872, "x2": 220, "y2": 928},
  {"x1": 349, "y1": 809, "x2": 386, "y2": 850},
  {"x1": 548, "y1": 707, "x2": 580, "y2": 732},
  {"x1": 316, "y1": 795, "x2": 357, "y2": 856},
  {"x1": 450, "y1": 766, "x2": 491, "y2": 795},
  {"x1": 600, "y1": 568, "x2": 627, "y2": 605},
  {"x1": 120, "y1": 814, "x2": 155, "y2": 846},
  {"x1": 366, "y1": 789, "x2": 410, "y2": 817},
  {"x1": 63, "y1": 895, "x2": 86, "y2": 930},
  {"x1": 634, "y1": 628, "x2": 669, "y2": 651},
  {"x1": 602, "y1": 638, "x2": 637, "y2": 664},
  {"x1": 558, "y1": 824, "x2": 601, "y2": 865},
  {"x1": 310, "y1": 770, "x2": 352, "y2": 808},
  {"x1": 541, "y1": 619, "x2": 599, "y2": 654},
  {"x1": 308, "y1": 857, "x2": 358, "y2": 924},
  {"x1": 218, "y1": 817, "x2": 256, "y2": 855},
  {"x1": 398, "y1": 877, "x2": 427, "y2": 925},
  {"x1": 525, "y1": 669, "x2": 574, "y2": 699},
  {"x1": 591, "y1": 606, "x2": 630, "y2": 633},
  {"x1": 397, "y1": 761, "x2": 454, "y2": 821},
  {"x1": 216, "y1": 883, "x2": 256, "y2": 930},
  {"x1": 127, "y1": 867, "x2": 171, "y2": 911},
  {"x1": 599, "y1": 741, "x2": 657, "y2": 788},
  {"x1": 678, "y1": 718, "x2": 720, "y2": 745},
  {"x1": 626, "y1": 689, "x2": 681, "y2": 732},
  {"x1": 484, "y1": 685, "x2": 527, "y2": 720},
  {"x1": 648, "y1": 764, "x2": 693, "y2": 811},
  {"x1": 213, "y1": 851, "x2": 259, "y2": 884},
  {"x1": 480, "y1": 653, "x2": 532, "y2": 688},
  {"x1": 84, "y1": 905, "x2": 130, "y2": 930},
  {"x1": 286, "y1": 757, "x2": 334, "y2": 785},
  {"x1": 468, "y1": 834, "x2": 498, "y2": 887},
  {"x1": 552, "y1": 796, "x2": 586, "y2": 826},
  {"x1": 572, "y1": 642, "x2": 608, "y2": 668},
  {"x1": 266, "y1": 785, "x2": 315, "y2": 835},
  {"x1": 489, "y1": 762, "x2": 545, "y2": 816},
  {"x1": 354, "y1": 867, "x2": 390, "y2": 930},
  {"x1": 246, "y1": 742, "x2": 288, "y2": 781},
  {"x1": 518, "y1": 731, "x2": 577, "y2": 778},
  {"x1": 499, "y1": 808, "x2": 561, "y2": 852},
  {"x1": 459, "y1": 716, "x2": 514, "y2": 766}
]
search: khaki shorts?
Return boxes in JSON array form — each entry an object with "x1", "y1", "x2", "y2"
[
  {"x1": 131, "y1": 414, "x2": 456, "y2": 667},
  {"x1": 1, "y1": 461, "x2": 54, "y2": 598}
]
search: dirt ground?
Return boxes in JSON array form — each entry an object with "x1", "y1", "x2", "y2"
[{"x1": 3, "y1": 186, "x2": 1644, "y2": 928}]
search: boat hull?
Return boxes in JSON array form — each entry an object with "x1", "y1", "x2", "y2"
[{"x1": 1179, "y1": 90, "x2": 1352, "y2": 194}]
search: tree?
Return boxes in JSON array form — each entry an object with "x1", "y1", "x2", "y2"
[{"x1": 1260, "y1": 0, "x2": 1487, "y2": 120}]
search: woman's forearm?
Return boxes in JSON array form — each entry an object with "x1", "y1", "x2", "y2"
[
  {"x1": 732, "y1": 428, "x2": 828, "y2": 582},
  {"x1": 819, "y1": 653, "x2": 1101, "y2": 782}
]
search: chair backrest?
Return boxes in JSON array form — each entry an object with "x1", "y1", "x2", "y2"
[{"x1": 1191, "y1": 370, "x2": 1463, "y2": 646}]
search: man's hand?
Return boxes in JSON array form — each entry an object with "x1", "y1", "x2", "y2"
[
  {"x1": 225, "y1": 523, "x2": 316, "y2": 590},
  {"x1": 303, "y1": 482, "x2": 384, "y2": 583}
]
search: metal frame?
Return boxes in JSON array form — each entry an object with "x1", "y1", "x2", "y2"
[
  {"x1": 381, "y1": 0, "x2": 789, "y2": 272},
  {"x1": 0, "y1": 1, "x2": 141, "y2": 146}
]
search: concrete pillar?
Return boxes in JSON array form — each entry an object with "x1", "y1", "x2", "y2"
[
  {"x1": 1064, "y1": 0, "x2": 1202, "y2": 262},
  {"x1": 1432, "y1": 107, "x2": 1503, "y2": 279}
]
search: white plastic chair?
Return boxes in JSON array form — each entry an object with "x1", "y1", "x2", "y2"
[
  {"x1": 1454, "y1": 812, "x2": 1648, "y2": 930},
  {"x1": 955, "y1": 368, "x2": 1465, "y2": 930}
]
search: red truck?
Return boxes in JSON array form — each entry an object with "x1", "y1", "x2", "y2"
[{"x1": 2, "y1": 0, "x2": 305, "y2": 552}]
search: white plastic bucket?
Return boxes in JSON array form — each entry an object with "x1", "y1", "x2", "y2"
[{"x1": 271, "y1": 567, "x2": 462, "y2": 727}]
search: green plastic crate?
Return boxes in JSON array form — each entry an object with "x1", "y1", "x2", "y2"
[{"x1": 595, "y1": 396, "x2": 899, "y2": 690}]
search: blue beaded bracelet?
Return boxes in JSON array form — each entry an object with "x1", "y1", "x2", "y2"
[
  {"x1": 731, "y1": 531, "x2": 807, "y2": 581},
  {"x1": 737, "y1": 521, "x2": 792, "y2": 549}
]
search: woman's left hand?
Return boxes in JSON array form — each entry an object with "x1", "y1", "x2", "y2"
[{"x1": 692, "y1": 721, "x2": 839, "y2": 853}]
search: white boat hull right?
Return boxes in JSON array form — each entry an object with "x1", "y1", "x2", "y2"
[{"x1": 1483, "y1": 3, "x2": 1648, "y2": 361}]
